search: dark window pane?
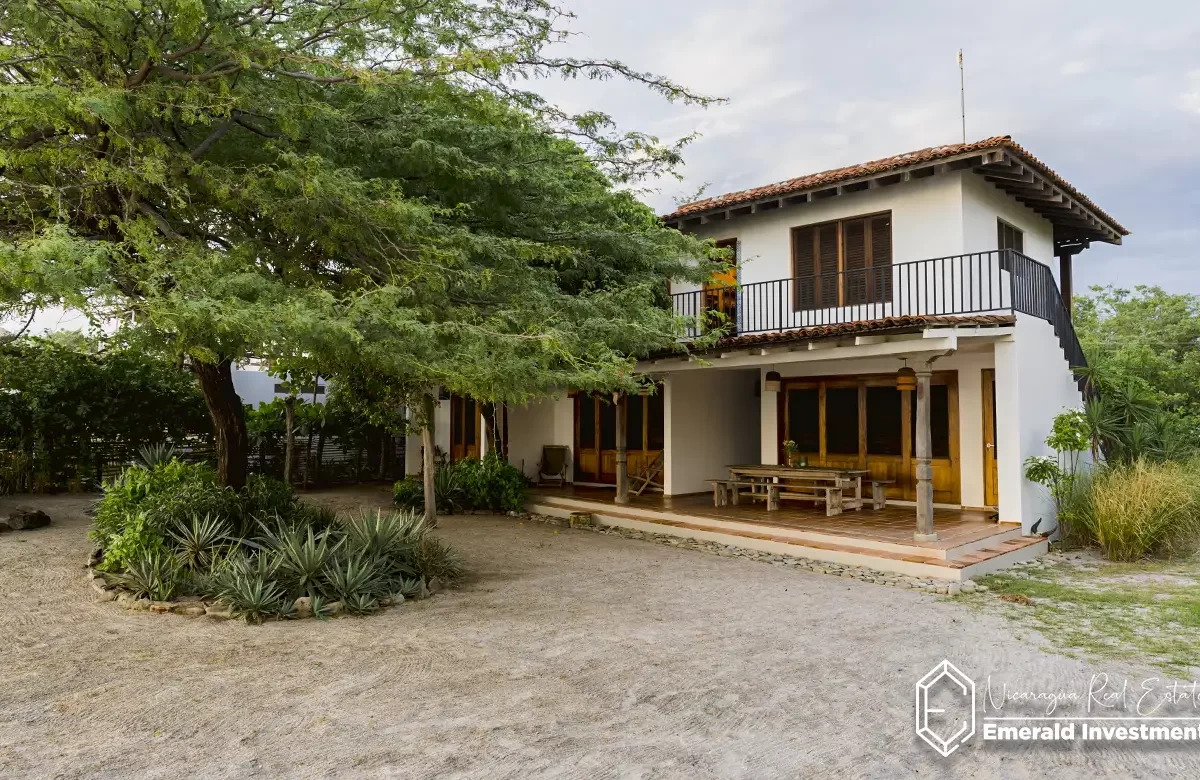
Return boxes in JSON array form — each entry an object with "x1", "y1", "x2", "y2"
[
  {"x1": 647, "y1": 391, "x2": 664, "y2": 450},
  {"x1": 578, "y1": 397, "x2": 595, "y2": 449},
  {"x1": 786, "y1": 389, "x2": 819, "y2": 452},
  {"x1": 910, "y1": 384, "x2": 951, "y2": 458},
  {"x1": 464, "y1": 397, "x2": 476, "y2": 445},
  {"x1": 451, "y1": 396, "x2": 463, "y2": 444},
  {"x1": 626, "y1": 396, "x2": 645, "y2": 451},
  {"x1": 600, "y1": 399, "x2": 617, "y2": 450},
  {"x1": 825, "y1": 387, "x2": 860, "y2": 455},
  {"x1": 866, "y1": 386, "x2": 902, "y2": 455}
]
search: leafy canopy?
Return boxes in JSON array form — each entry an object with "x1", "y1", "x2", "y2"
[{"x1": 1, "y1": 0, "x2": 722, "y2": 405}]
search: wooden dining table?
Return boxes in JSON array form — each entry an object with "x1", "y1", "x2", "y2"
[{"x1": 726, "y1": 464, "x2": 869, "y2": 512}]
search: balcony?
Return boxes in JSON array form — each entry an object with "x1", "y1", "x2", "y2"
[{"x1": 672, "y1": 249, "x2": 1086, "y2": 378}]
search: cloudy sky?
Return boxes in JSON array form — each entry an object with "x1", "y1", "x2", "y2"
[{"x1": 539, "y1": 0, "x2": 1200, "y2": 293}]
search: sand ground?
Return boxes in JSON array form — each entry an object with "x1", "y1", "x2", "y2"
[{"x1": 1, "y1": 486, "x2": 1198, "y2": 779}]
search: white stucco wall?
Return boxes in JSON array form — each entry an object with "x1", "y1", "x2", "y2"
[
  {"x1": 403, "y1": 396, "x2": 453, "y2": 475},
  {"x1": 231, "y1": 368, "x2": 330, "y2": 409},
  {"x1": 663, "y1": 369, "x2": 760, "y2": 495},
  {"x1": 506, "y1": 396, "x2": 575, "y2": 481},
  {"x1": 994, "y1": 314, "x2": 1085, "y2": 531},
  {"x1": 961, "y1": 174, "x2": 1056, "y2": 268}
]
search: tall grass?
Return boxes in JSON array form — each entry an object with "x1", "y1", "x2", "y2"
[{"x1": 1073, "y1": 459, "x2": 1200, "y2": 561}]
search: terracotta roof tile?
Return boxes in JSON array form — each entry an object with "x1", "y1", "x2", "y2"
[
  {"x1": 662, "y1": 136, "x2": 1126, "y2": 235},
  {"x1": 654, "y1": 314, "x2": 1015, "y2": 359}
]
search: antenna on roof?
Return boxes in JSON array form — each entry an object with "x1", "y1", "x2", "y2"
[{"x1": 958, "y1": 49, "x2": 966, "y2": 143}]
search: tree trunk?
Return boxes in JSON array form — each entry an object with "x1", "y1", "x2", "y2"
[
  {"x1": 422, "y1": 392, "x2": 437, "y2": 527},
  {"x1": 315, "y1": 426, "x2": 325, "y2": 484},
  {"x1": 191, "y1": 358, "x2": 249, "y2": 489},
  {"x1": 284, "y1": 396, "x2": 296, "y2": 484},
  {"x1": 304, "y1": 380, "x2": 319, "y2": 488}
]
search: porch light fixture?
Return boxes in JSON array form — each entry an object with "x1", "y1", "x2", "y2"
[
  {"x1": 896, "y1": 365, "x2": 917, "y2": 392},
  {"x1": 764, "y1": 371, "x2": 782, "y2": 393}
]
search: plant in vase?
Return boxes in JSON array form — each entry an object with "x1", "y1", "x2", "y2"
[{"x1": 782, "y1": 440, "x2": 799, "y2": 467}]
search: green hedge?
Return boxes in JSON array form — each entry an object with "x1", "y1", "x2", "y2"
[{"x1": 394, "y1": 453, "x2": 527, "y2": 514}]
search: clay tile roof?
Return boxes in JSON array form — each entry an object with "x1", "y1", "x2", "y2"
[
  {"x1": 653, "y1": 314, "x2": 1016, "y2": 359},
  {"x1": 662, "y1": 136, "x2": 1127, "y2": 236}
]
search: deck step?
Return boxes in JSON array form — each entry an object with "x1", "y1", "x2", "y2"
[{"x1": 527, "y1": 499, "x2": 1048, "y2": 582}]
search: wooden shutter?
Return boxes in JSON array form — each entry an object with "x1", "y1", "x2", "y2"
[
  {"x1": 817, "y1": 224, "x2": 839, "y2": 308},
  {"x1": 792, "y1": 226, "x2": 816, "y2": 310},
  {"x1": 843, "y1": 219, "x2": 867, "y2": 305},
  {"x1": 869, "y1": 215, "x2": 892, "y2": 303}
]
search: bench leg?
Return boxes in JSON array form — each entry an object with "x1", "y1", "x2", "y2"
[
  {"x1": 712, "y1": 483, "x2": 723, "y2": 507},
  {"x1": 872, "y1": 482, "x2": 886, "y2": 510},
  {"x1": 731, "y1": 483, "x2": 739, "y2": 506},
  {"x1": 767, "y1": 485, "x2": 780, "y2": 511},
  {"x1": 826, "y1": 487, "x2": 843, "y2": 517}
]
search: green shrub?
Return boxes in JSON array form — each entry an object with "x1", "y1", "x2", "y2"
[
  {"x1": 393, "y1": 477, "x2": 423, "y2": 509},
  {"x1": 169, "y1": 513, "x2": 232, "y2": 571},
  {"x1": 240, "y1": 474, "x2": 298, "y2": 520},
  {"x1": 116, "y1": 549, "x2": 183, "y2": 601},
  {"x1": 267, "y1": 525, "x2": 340, "y2": 599},
  {"x1": 213, "y1": 562, "x2": 289, "y2": 624},
  {"x1": 1077, "y1": 459, "x2": 1200, "y2": 561},
  {"x1": 413, "y1": 535, "x2": 466, "y2": 582},
  {"x1": 321, "y1": 548, "x2": 387, "y2": 603},
  {"x1": 394, "y1": 454, "x2": 527, "y2": 514}
]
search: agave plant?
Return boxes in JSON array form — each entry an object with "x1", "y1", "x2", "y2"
[
  {"x1": 433, "y1": 467, "x2": 464, "y2": 514},
  {"x1": 168, "y1": 513, "x2": 232, "y2": 571},
  {"x1": 211, "y1": 558, "x2": 288, "y2": 625},
  {"x1": 267, "y1": 525, "x2": 341, "y2": 598},
  {"x1": 309, "y1": 594, "x2": 333, "y2": 620},
  {"x1": 413, "y1": 534, "x2": 466, "y2": 582},
  {"x1": 320, "y1": 549, "x2": 386, "y2": 603},
  {"x1": 345, "y1": 592, "x2": 379, "y2": 616},
  {"x1": 131, "y1": 442, "x2": 178, "y2": 470},
  {"x1": 397, "y1": 576, "x2": 425, "y2": 600},
  {"x1": 341, "y1": 509, "x2": 425, "y2": 558},
  {"x1": 116, "y1": 549, "x2": 183, "y2": 601}
]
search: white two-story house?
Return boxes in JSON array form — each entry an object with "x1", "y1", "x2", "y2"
[{"x1": 414, "y1": 136, "x2": 1128, "y2": 580}]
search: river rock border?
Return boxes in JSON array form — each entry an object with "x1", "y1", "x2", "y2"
[
  {"x1": 522, "y1": 512, "x2": 999, "y2": 595},
  {"x1": 84, "y1": 547, "x2": 445, "y2": 620}
]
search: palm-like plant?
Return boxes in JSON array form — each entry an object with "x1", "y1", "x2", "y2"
[
  {"x1": 117, "y1": 549, "x2": 182, "y2": 601},
  {"x1": 131, "y1": 442, "x2": 178, "y2": 470},
  {"x1": 320, "y1": 549, "x2": 386, "y2": 603},
  {"x1": 268, "y1": 525, "x2": 341, "y2": 598}
]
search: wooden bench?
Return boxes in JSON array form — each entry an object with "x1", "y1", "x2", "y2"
[
  {"x1": 869, "y1": 479, "x2": 895, "y2": 510},
  {"x1": 772, "y1": 478, "x2": 845, "y2": 516},
  {"x1": 707, "y1": 479, "x2": 773, "y2": 508}
]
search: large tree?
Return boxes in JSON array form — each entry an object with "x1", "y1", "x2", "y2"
[{"x1": 1, "y1": 1, "x2": 722, "y2": 489}]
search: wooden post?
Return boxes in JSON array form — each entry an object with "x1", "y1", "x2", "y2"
[
  {"x1": 283, "y1": 395, "x2": 296, "y2": 484},
  {"x1": 1058, "y1": 251, "x2": 1073, "y2": 320},
  {"x1": 914, "y1": 362, "x2": 937, "y2": 541},
  {"x1": 614, "y1": 392, "x2": 629, "y2": 505},
  {"x1": 421, "y1": 391, "x2": 438, "y2": 527}
]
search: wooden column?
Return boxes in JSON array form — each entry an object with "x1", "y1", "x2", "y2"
[
  {"x1": 614, "y1": 392, "x2": 630, "y2": 505},
  {"x1": 914, "y1": 363, "x2": 937, "y2": 541},
  {"x1": 1058, "y1": 251, "x2": 1074, "y2": 319},
  {"x1": 421, "y1": 391, "x2": 438, "y2": 527}
]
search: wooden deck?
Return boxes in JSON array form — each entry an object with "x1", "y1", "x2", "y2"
[{"x1": 529, "y1": 485, "x2": 1004, "y2": 552}]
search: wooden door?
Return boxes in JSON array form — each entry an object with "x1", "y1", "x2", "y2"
[
  {"x1": 982, "y1": 369, "x2": 998, "y2": 507},
  {"x1": 703, "y1": 238, "x2": 738, "y2": 327},
  {"x1": 574, "y1": 394, "x2": 617, "y2": 484},
  {"x1": 449, "y1": 394, "x2": 480, "y2": 462}
]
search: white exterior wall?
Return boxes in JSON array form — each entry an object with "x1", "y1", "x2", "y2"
[
  {"x1": 994, "y1": 314, "x2": 1085, "y2": 531},
  {"x1": 664, "y1": 370, "x2": 760, "y2": 495},
  {"x1": 403, "y1": 396, "x2": 453, "y2": 475},
  {"x1": 961, "y1": 174, "x2": 1055, "y2": 268},
  {"x1": 231, "y1": 368, "x2": 330, "y2": 408},
  {"x1": 506, "y1": 396, "x2": 575, "y2": 481}
]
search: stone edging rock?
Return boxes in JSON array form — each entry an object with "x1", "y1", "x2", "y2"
[
  {"x1": 522, "y1": 512, "x2": 996, "y2": 596},
  {"x1": 85, "y1": 547, "x2": 446, "y2": 621}
]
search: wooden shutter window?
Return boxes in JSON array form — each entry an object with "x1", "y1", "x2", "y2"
[
  {"x1": 842, "y1": 219, "x2": 868, "y2": 305},
  {"x1": 870, "y1": 215, "x2": 892, "y2": 302},
  {"x1": 817, "y1": 224, "x2": 839, "y2": 308},
  {"x1": 792, "y1": 226, "x2": 816, "y2": 311}
]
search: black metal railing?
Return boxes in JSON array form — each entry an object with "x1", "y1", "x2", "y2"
[{"x1": 672, "y1": 249, "x2": 1088, "y2": 385}]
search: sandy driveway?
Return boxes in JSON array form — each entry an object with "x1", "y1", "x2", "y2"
[{"x1": 1, "y1": 487, "x2": 1196, "y2": 779}]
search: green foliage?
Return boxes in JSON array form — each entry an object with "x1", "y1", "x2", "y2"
[
  {"x1": 0, "y1": 337, "x2": 209, "y2": 491},
  {"x1": 413, "y1": 535, "x2": 467, "y2": 582},
  {"x1": 116, "y1": 549, "x2": 183, "y2": 602},
  {"x1": 133, "y1": 443, "x2": 180, "y2": 470},
  {"x1": 393, "y1": 478, "x2": 423, "y2": 510},
  {"x1": 1075, "y1": 286, "x2": 1200, "y2": 451},
  {"x1": 168, "y1": 513, "x2": 232, "y2": 572},
  {"x1": 240, "y1": 474, "x2": 300, "y2": 522},
  {"x1": 1072, "y1": 460, "x2": 1200, "y2": 561},
  {"x1": 320, "y1": 550, "x2": 386, "y2": 604},
  {"x1": 101, "y1": 513, "x2": 170, "y2": 576},
  {"x1": 266, "y1": 526, "x2": 340, "y2": 599},
  {"x1": 212, "y1": 558, "x2": 290, "y2": 625},
  {"x1": 394, "y1": 453, "x2": 526, "y2": 514}
]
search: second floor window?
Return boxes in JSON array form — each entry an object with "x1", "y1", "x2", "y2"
[
  {"x1": 997, "y1": 219, "x2": 1024, "y2": 253},
  {"x1": 791, "y1": 213, "x2": 892, "y2": 311}
]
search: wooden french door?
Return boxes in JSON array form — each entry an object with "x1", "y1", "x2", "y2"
[
  {"x1": 702, "y1": 238, "x2": 738, "y2": 327},
  {"x1": 449, "y1": 393, "x2": 481, "y2": 462},
  {"x1": 779, "y1": 372, "x2": 960, "y2": 503},
  {"x1": 982, "y1": 369, "x2": 998, "y2": 507},
  {"x1": 573, "y1": 391, "x2": 664, "y2": 485}
]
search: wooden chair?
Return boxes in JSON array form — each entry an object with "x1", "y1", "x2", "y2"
[
  {"x1": 537, "y1": 445, "x2": 571, "y2": 486},
  {"x1": 632, "y1": 452, "x2": 664, "y2": 495}
]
